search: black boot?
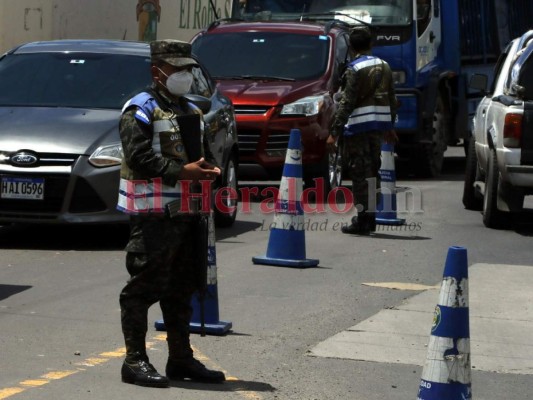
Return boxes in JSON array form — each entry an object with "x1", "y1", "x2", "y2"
[
  {"x1": 166, "y1": 357, "x2": 225, "y2": 383},
  {"x1": 342, "y1": 214, "x2": 371, "y2": 235},
  {"x1": 121, "y1": 352, "x2": 169, "y2": 388}
]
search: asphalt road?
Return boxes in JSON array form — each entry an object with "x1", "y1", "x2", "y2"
[{"x1": 1, "y1": 146, "x2": 533, "y2": 400}]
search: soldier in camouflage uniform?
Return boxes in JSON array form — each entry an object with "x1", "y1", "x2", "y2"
[
  {"x1": 117, "y1": 39, "x2": 225, "y2": 388},
  {"x1": 327, "y1": 26, "x2": 398, "y2": 235}
]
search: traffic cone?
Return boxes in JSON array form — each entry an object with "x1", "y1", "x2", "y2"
[
  {"x1": 155, "y1": 212, "x2": 232, "y2": 335},
  {"x1": 252, "y1": 128, "x2": 319, "y2": 268},
  {"x1": 376, "y1": 142, "x2": 405, "y2": 225},
  {"x1": 417, "y1": 246, "x2": 472, "y2": 400}
]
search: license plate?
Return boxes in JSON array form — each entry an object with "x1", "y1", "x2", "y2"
[{"x1": 1, "y1": 177, "x2": 45, "y2": 200}]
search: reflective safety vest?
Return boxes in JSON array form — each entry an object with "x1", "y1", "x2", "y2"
[
  {"x1": 117, "y1": 91, "x2": 203, "y2": 214},
  {"x1": 343, "y1": 56, "x2": 394, "y2": 136}
]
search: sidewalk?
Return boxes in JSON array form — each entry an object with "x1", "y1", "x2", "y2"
[{"x1": 310, "y1": 263, "x2": 533, "y2": 375}]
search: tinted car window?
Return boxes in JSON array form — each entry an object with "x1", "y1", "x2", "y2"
[
  {"x1": 0, "y1": 53, "x2": 152, "y2": 109},
  {"x1": 191, "y1": 65, "x2": 213, "y2": 98},
  {"x1": 518, "y1": 56, "x2": 533, "y2": 100},
  {"x1": 192, "y1": 32, "x2": 329, "y2": 80}
]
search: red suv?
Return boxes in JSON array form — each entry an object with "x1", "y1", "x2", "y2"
[{"x1": 191, "y1": 19, "x2": 351, "y2": 192}]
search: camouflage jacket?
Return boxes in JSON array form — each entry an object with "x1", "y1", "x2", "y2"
[
  {"x1": 331, "y1": 54, "x2": 398, "y2": 137},
  {"x1": 117, "y1": 87, "x2": 217, "y2": 214}
]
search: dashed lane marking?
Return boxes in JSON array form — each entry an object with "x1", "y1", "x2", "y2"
[
  {"x1": 0, "y1": 388, "x2": 25, "y2": 400},
  {"x1": 1, "y1": 335, "x2": 261, "y2": 399},
  {"x1": 0, "y1": 345, "x2": 125, "y2": 399}
]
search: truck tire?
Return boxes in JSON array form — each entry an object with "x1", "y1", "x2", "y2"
[
  {"x1": 462, "y1": 138, "x2": 483, "y2": 210},
  {"x1": 416, "y1": 94, "x2": 448, "y2": 178},
  {"x1": 215, "y1": 153, "x2": 238, "y2": 228},
  {"x1": 482, "y1": 150, "x2": 509, "y2": 229}
]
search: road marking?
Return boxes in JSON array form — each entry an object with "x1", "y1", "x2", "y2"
[
  {"x1": 0, "y1": 388, "x2": 25, "y2": 400},
  {"x1": 42, "y1": 371, "x2": 78, "y2": 380},
  {"x1": 20, "y1": 379, "x2": 49, "y2": 387},
  {"x1": 0, "y1": 335, "x2": 258, "y2": 399},
  {"x1": 154, "y1": 334, "x2": 263, "y2": 399},
  {"x1": 74, "y1": 357, "x2": 110, "y2": 367},
  {"x1": 362, "y1": 282, "x2": 439, "y2": 291},
  {"x1": 0, "y1": 345, "x2": 125, "y2": 399},
  {"x1": 312, "y1": 264, "x2": 533, "y2": 375}
]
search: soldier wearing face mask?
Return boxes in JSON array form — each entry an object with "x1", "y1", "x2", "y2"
[{"x1": 117, "y1": 39, "x2": 224, "y2": 388}]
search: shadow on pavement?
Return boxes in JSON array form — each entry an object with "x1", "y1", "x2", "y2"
[
  {"x1": 169, "y1": 378, "x2": 276, "y2": 394},
  {"x1": 0, "y1": 284, "x2": 33, "y2": 301},
  {"x1": 0, "y1": 223, "x2": 129, "y2": 250},
  {"x1": 216, "y1": 220, "x2": 263, "y2": 241}
]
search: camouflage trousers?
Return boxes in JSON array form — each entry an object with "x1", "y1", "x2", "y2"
[
  {"x1": 342, "y1": 131, "x2": 383, "y2": 213},
  {"x1": 119, "y1": 215, "x2": 200, "y2": 362}
]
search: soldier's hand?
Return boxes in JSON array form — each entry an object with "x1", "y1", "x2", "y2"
[
  {"x1": 180, "y1": 158, "x2": 221, "y2": 182},
  {"x1": 326, "y1": 134, "x2": 337, "y2": 154}
]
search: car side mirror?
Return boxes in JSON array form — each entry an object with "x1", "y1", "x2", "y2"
[
  {"x1": 182, "y1": 94, "x2": 212, "y2": 114},
  {"x1": 469, "y1": 73, "x2": 488, "y2": 94}
]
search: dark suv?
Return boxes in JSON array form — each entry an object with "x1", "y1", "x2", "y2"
[
  {"x1": 0, "y1": 40, "x2": 239, "y2": 227},
  {"x1": 191, "y1": 18, "x2": 351, "y2": 192}
]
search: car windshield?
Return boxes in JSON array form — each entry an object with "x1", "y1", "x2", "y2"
[
  {"x1": 0, "y1": 53, "x2": 152, "y2": 109},
  {"x1": 238, "y1": 0, "x2": 412, "y2": 26},
  {"x1": 192, "y1": 32, "x2": 329, "y2": 81}
]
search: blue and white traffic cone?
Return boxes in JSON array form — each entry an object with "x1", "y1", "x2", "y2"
[
  {"x1": 417, "y1": 246, "x2": 472, "y2": 400},
  {"x1": 376, "y1": 142, "x2": 405, "y2": 225},
  {"x1": 155, "y1": 212, "x2": 232, "y2": 335},
  {"x1": 252, "y1": 128, "x2": 319, "y2": 268}
]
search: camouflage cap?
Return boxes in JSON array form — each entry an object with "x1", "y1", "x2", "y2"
[
  {"x1": 349, "y1": 25, "x2": 372, "y2": 40},
  {"x1": 150, "y1": 39, "x2": 198, "y2": 68}
]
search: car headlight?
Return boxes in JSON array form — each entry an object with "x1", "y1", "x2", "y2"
[
  {"x1": 89, "y1": 143, "x2": 123, "y2": 167},
  {"x1": 392, "y1": 70, "x2": 406, "y2": 85},
  {"x1": 280, "y1": 95, "x2": 325, "y2": 117}
]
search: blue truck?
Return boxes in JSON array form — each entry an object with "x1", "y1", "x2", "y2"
[{"x1": 223, "y1": 0, "x2": 533, "y2": 177}]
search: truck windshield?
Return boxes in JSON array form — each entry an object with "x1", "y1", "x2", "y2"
[
  {"x1": 192, "y1": 32, "x2": 329, "y2": 81},
  {"x1": 237, "y1": 0, "x2": 412, "y2": 26}
]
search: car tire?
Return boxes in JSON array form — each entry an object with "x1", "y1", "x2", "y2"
[
  {"x1": 500, "y1": 179, "x2": 525, "y2": 213},
  {"x1": 462, "y1": 138, "x2": 483, "y2": 210},
  {"x1": 482, "y1": 150, "x2": 509, "y2": 229},
  {"x1": 214, "y1": 153, "x2": 238, "y2": 228}
]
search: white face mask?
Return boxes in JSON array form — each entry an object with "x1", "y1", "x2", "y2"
[{"x1": 161, "y1": 69, "x2": 193, "y2": 96}]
